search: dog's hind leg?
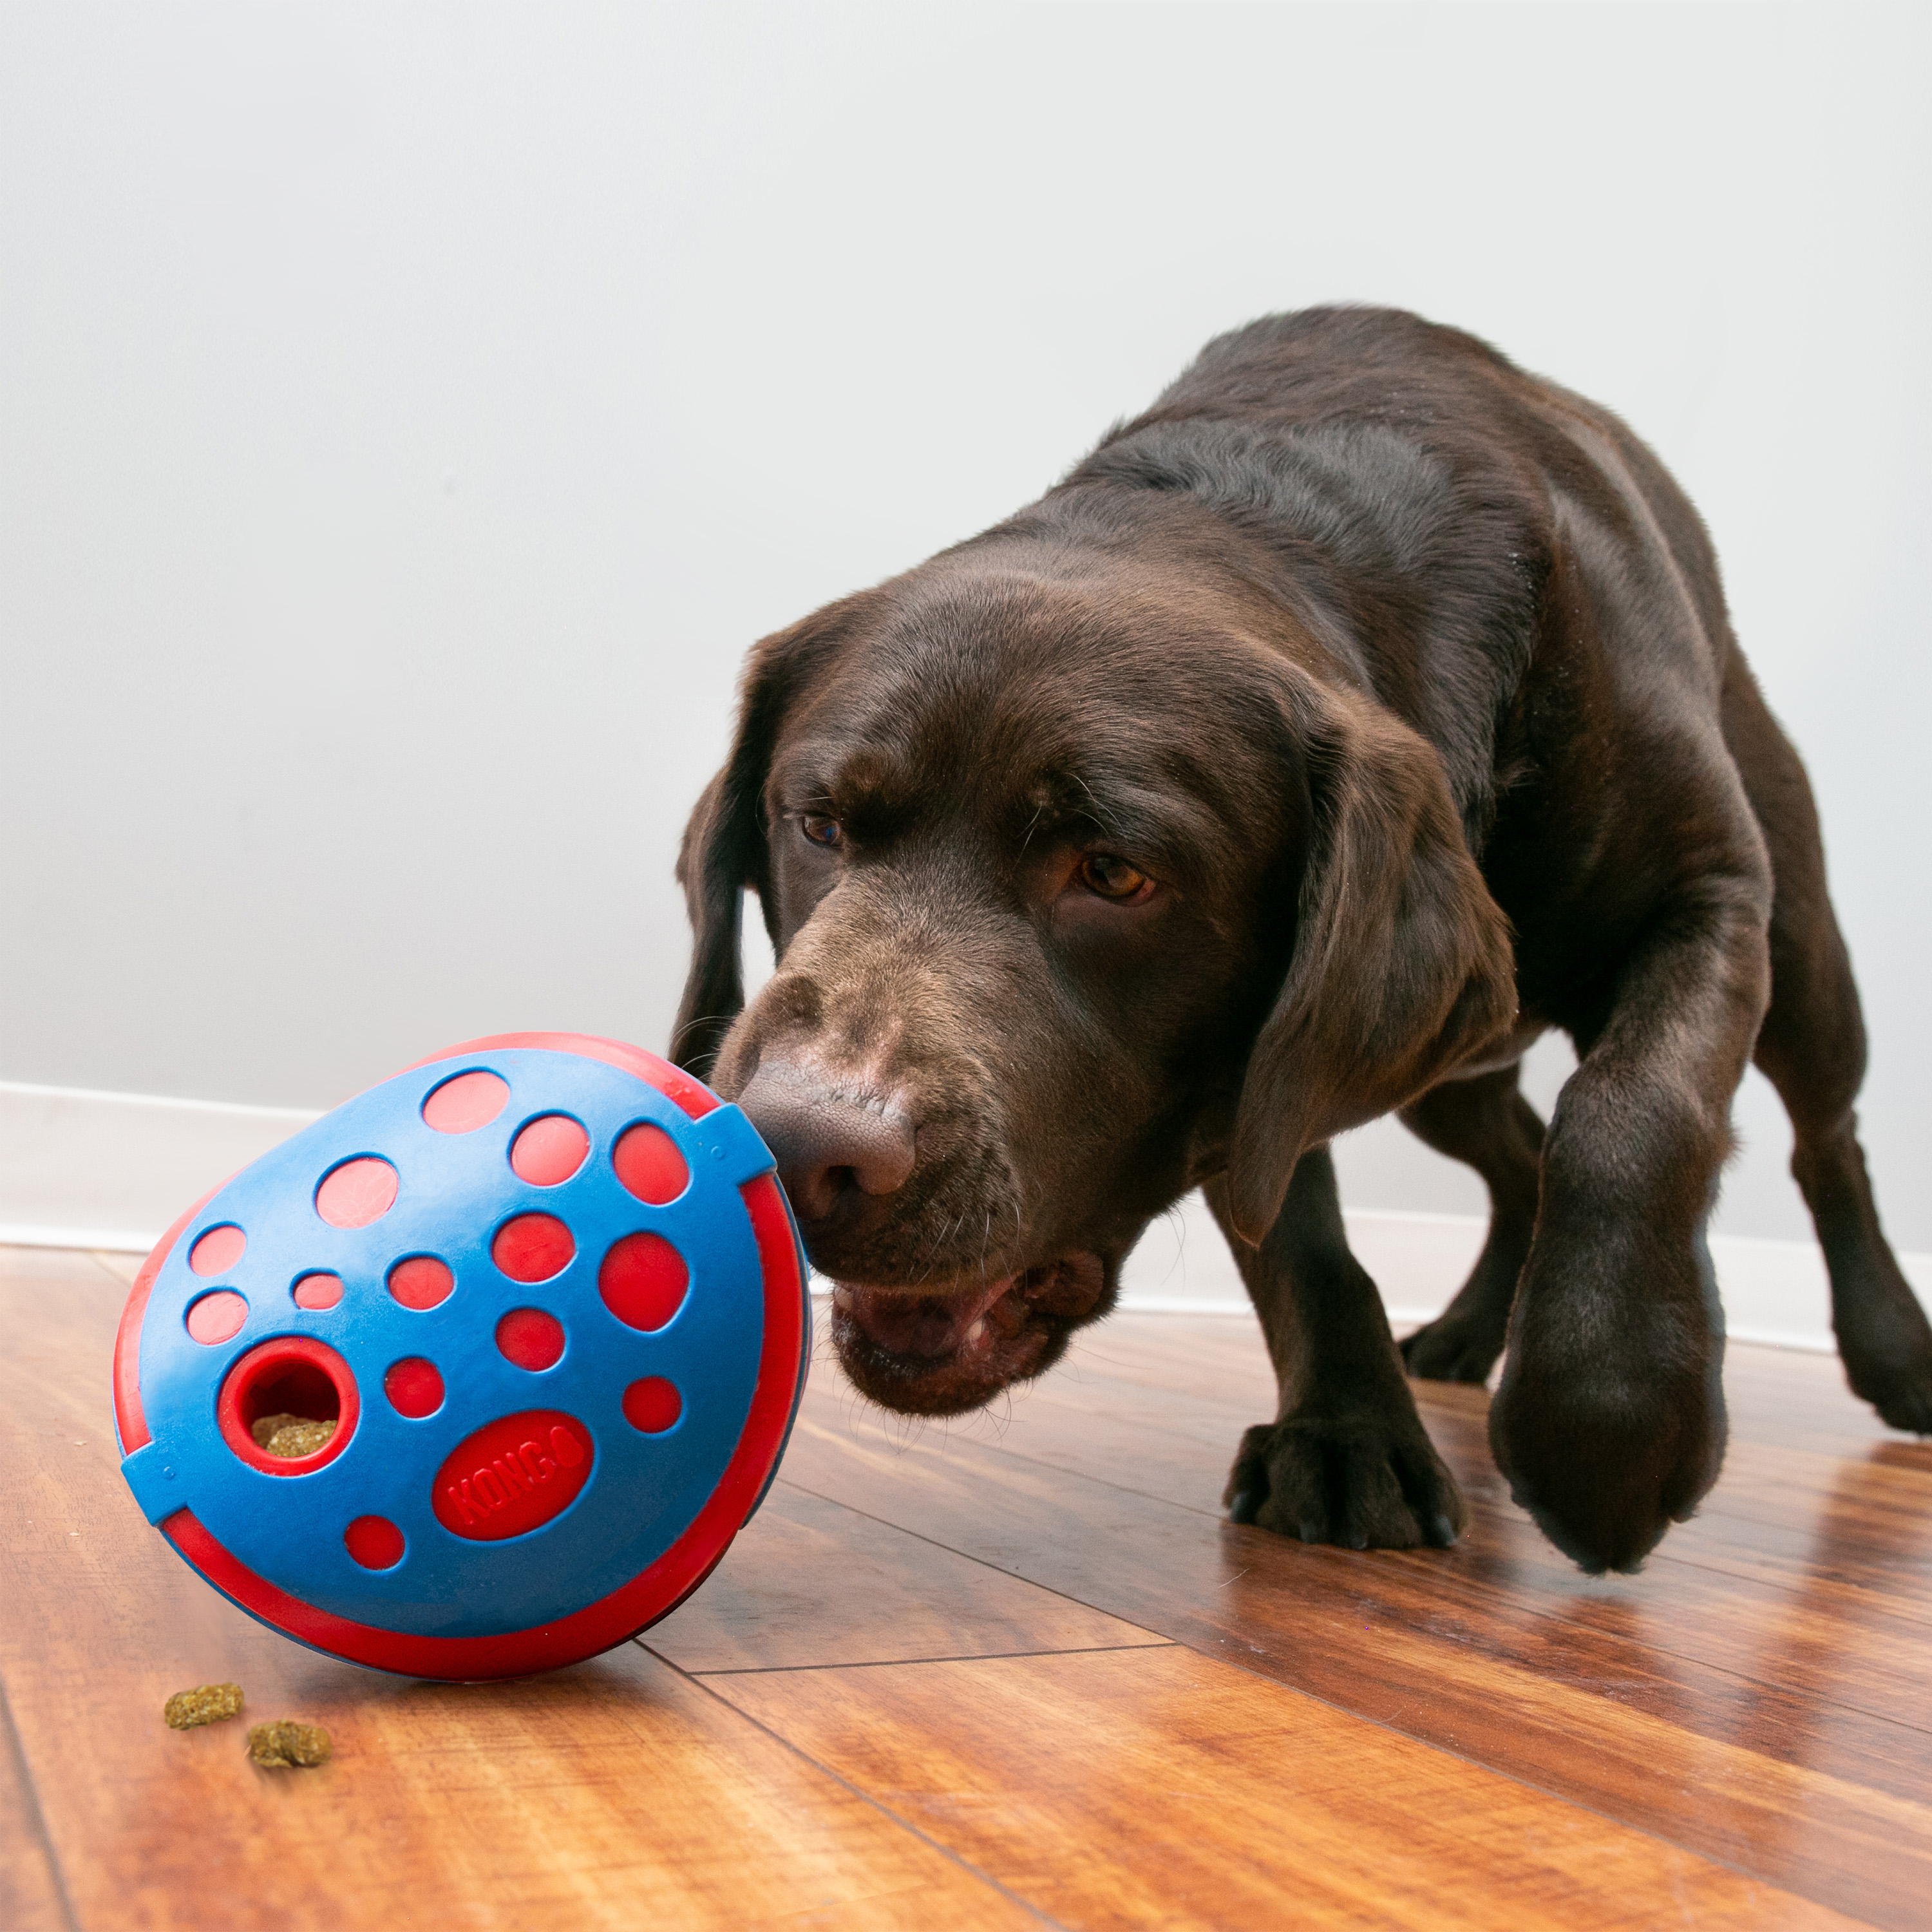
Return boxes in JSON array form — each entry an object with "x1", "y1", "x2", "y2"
[
  {"x1": 1396, "y1": 1064, "x2": 1545, "y2": 1385},
  {"x1": 1723, "y1": 656, "x2": 1932, "y2": 1433},
  {"x1": 1206, "y1": 1150, "x2": 1466, "y2": 1549}
]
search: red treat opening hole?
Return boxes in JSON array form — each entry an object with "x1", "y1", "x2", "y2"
[
  {"x1": 422, "y1": 1068, "x2": 509, "y2": 1133},
  {"x1": 622, "y1": 1377, "x2": 683, "y2": 1434},
  {"x1": 188, "y1": 1224, "x2": 246, "y2": 1276},
  {"x1": 315, "y1": 1156, "x2": 399, "y2": 1229},
  {"x1": 388, "y1": 1255, "x2": 455, "y2": 1310},
  {"x1": 493, "y1": 1213, "x2": 574, "y2": 1283},
  {"x1": 510, "y1": 1114, "x2": 590, "y2": 1186},
  {"x1": 612, "y1": 1122, "x2": 689, "y2": 1205},
  {"x1": 598, "y1": 1232, "x2": 689, "y2": 1332},
  {"x1": 496, "y1": 1308, "x2": 565, "y2": 1371},
  {"x1": 217, "y1": 1336, "x2": 359, "y2": 1475},
  {"x1": 345, "y1": 1515, "x2": 406, "y2": 1569}
]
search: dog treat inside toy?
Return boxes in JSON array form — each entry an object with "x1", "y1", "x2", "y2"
[
  {"x1": 163, "y1": 1682, "x2": 243, "y2": 1730},
  {"x1": 246, "y1": 1720, "x2": 332, "y2": 1768},
  {"x1": 250, "y1": 1413, "x2": 337, "y2": 1459}
]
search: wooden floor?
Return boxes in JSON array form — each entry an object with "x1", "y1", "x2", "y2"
[{"x1": 4, "y1": 1243, "x2": 1931, "y2": 1929}]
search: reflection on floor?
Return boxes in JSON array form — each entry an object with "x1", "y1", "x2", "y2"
[{"x1": 5, "y1": 1243, "x2": 1928, "y2": 1929}]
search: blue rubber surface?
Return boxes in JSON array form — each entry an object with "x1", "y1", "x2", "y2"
[{"x1": 118, "y1": 1048, "x2": 791, "y2": 1639}]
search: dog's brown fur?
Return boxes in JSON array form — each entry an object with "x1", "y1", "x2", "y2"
[{"x1": 674, "y1": 307, "x2": 1932, "y2": 1573}]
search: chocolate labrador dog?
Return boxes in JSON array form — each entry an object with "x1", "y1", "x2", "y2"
[{"x1": 671, "y1": 306, "x2": 1931, "y2": 1574}]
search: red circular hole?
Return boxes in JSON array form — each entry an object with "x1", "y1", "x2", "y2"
[
  {"x1": 598, "y1": 1232, "x2": 690, "y2": 1332},
  {"x1": 388, "y1": 1255, "x2": 455, "y2": 1310},
  {"x1": 622, "y1": 1376, "x2": 683, "y2": 1434},
  {"x1": 496, "y1": 1308, "x2": 565, "y2": 1371},
  {"x1": 384, "y1": 1356, "x2": 444, "y2": 1417},
  {"x1": 612, "y1": 1122, "x2": 690, "y2": 1205},
  {"x1": 216, "y1": 1335, "x2": 359, "y2": 1475},
  {"x1": 344, "y1": 1515, "x2": 406, "y2": 1569},
  {"x1": 493, "y1": 1213, "x2": 574, "y2": 1283},
  {"x1": 422, "y1": 1069, "x2": 509, "y2": 1133},
  {"x1": 185, "y1": 1289, "x2": 248, "y2": 1345},
  {"x1": 292, "y1": 1272, "x2": 343, "y2": 1310},
  {"x1": 188, "y1": 1225, "x2": 246, "y2": 1276},
  {"x1": 509, "y1": 1115, "x2": 590, "y2": 1186},
  {"x1": 316, "y1": 1156, "x2": 399, "y2": 1229}
]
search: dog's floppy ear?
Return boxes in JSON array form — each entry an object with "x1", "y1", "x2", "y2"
[
  {"x1": 670, "y1": 600, "x2": 862, "y2": 1075},
  {"x1": 1223, "y1": 672, "x2": 1518, "y2": 1244}
]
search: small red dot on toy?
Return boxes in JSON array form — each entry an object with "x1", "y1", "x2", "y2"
[
  {"x1": 384, "y1": 1356, "x2": 444, "y2": 1417},
  {"x1": 509, "y1": 1115, "x2": 590, "y2": 1186},
  {"x1": 292, "y1": 1271, "x2": 343, "y2": 1310},
  {"x1": 496, "y1": 1308, "x2": 565, "y2": 1370},
  {"x1": 622, "y1": 1376, "x2": 683, "y2": 1434},
  {"x1": 188, "y1": 1225, "x2": 246, "y2": 1276},
  {"x1": 316, "y1": 1157, "x2": 399, "y2": 1229},
  {"x1": 388, "y1": 1255, "x2": 455, "y2": 1310},
  {"x1": 598, "y1": 1231, "x2": 689, "y2": 1332},
  {"x1": 422, "y1": 1069, "x2": 509, "y2": 1133},
  {"x1": 185, "y1": 1290, "x2": 248, "y2": 1345},
  {"x1": 344, "y1": 1515, "x2": 406, "y2": 1570},
  {"x1": 493, "y1": 1213, "x2": 574, "y2": 1283},
  {"x1": 612, "y1": 1122, "x2": 689, "y2": 1205}
]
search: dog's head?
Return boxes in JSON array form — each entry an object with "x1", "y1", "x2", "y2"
[{"x1": 674, "y1": 531, "x2": 1514, "y2": 1416}]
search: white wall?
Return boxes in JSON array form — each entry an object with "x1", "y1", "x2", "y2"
[{"x1": 3, "y1": 1, "x2": 1927, "y2": 1249}]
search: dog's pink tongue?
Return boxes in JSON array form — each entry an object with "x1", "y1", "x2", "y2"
[{"x1": 838, "y1": 1276, "x2": 1016, "y2": 1358}]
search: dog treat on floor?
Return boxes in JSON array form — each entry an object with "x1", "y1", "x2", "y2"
[
  {"x1": 163, "y1": 1682, "x2": 243, "y2": 1730},
  {"x1": 250, "y1": 1414, "x2": 337, "y2": 1458},
  {"x1": 246, "y1": 1721, "x2": 331, "y2": 1768}
]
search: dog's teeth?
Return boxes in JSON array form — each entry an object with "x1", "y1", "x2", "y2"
[
  {"x1": 832, "y1": 1285, "x2": 854, "y2": 1311},
  {"x1": 967, "y1": 1318, "x2": 988, "y2": 1347}
]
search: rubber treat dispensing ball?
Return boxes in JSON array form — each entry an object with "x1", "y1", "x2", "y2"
[{"x1": 112, "y1": 1034, "x2": 808, "y2": 1680}]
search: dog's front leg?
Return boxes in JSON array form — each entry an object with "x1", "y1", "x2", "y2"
[
  {"x1": 1490, "y1": 876, "x2": 1773, "y2": 1573},
  {"x1": 1205, "y1": 1153, "x2": 1465, "y2": 1549}
]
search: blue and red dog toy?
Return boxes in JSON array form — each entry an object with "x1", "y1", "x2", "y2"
[{"x1": 113, "y1": 1034, "x2": 808, "y2": 1680}]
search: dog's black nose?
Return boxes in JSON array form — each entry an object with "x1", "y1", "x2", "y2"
[{"x1": 734, "y1": 1057, "x2": 916, "y2": 1223}]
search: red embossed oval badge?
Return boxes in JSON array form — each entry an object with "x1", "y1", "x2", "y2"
[{"x1": 430, "y1": 1409, "x2": 594, "y2": 1542}]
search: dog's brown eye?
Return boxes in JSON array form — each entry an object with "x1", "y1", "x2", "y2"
[
  {"x1": 1077, "y1": 854, "x2": 1153, "y2": 902},
  {"x1": 800, "y1": 814, "x2": 843, "y2": 849}
]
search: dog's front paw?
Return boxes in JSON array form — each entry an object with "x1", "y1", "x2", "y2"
[
  {"x1": 1489, "y1": 1305, "x2": 1725, "y2": 1573},
  {"x1": 1223, "y1": 1412, "x2": 1465, "y2": 1549}
]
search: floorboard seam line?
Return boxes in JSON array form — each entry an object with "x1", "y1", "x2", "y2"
[
  {"x1": 1150, "y1": 1621, "x2": 1902, "y2": 1928},
  {"x1": 0, "y1": 1669, "x2": 80, "y2": 1932},
  {"x1": 771, "y1": 1481, "x2": 1904, "y2": 1924},
  {"x1": 797, "y1": 1422, "x2": 1932, "y2": 1750},
  {"x1": 80, "y1": 1253, "x2": 131, "y2": 1291},
  {"x1": 677, "y1": 1640, "x2": 1178, "y2": 1679},
  {"x1": 639, "y1": 1642, "x2": 1072, "y2": 1932},
  {"x1": 772, "y1": 1475, "x2": 1187, "y2": 1641}
]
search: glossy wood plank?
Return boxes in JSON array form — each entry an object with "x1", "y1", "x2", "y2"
[
  {"x1": 646, "y1": 1482, "x2": 1168, "y2": 1673},
  {"x1": 0, "y1": 1686, "x2": 70, "y2": 1932},
  {"x1": 0, "y1": 1249, "x2": 1037, "y2": 1932},
  {"x1": 1009, "y1": 1329, "x2": 1932, "y2": 1643},
  {"x1": 712, "y1": 1647, "x2": 1861, "y2": 1931},
  {"x1": 14, "y1": 1239, "x2": 1931, "y2": 1928},
  {"x1": 781, "y1": 1394, "x2": 1932, "y2": 1927}
]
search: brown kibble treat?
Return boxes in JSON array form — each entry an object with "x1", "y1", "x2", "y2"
[
  {"x1": 251, "y1": 1414, "x2": 337, "y2": 1458},
  {"x1": 247, "y1": 1720, "x2": 332, "y2": 1768},
  {"x1": 164, "y1": 1682, "x2": 243, "y2": 1730}
]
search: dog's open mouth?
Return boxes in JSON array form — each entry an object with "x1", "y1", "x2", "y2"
[{"x1": 829, "y1": 1252, "x2": 1112, "y2": 1416}]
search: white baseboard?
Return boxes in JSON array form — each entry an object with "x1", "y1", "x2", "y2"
[
  {"x1": 1118, "y1": 1194, "x2": 1932, "y2": 1356},
  {"x1": 0, "y1": 1080, "x2": 320, "y2": 1255},
  {"x1": 5, "y1": 1082, "x2": 1927, "y2": 1355}
]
